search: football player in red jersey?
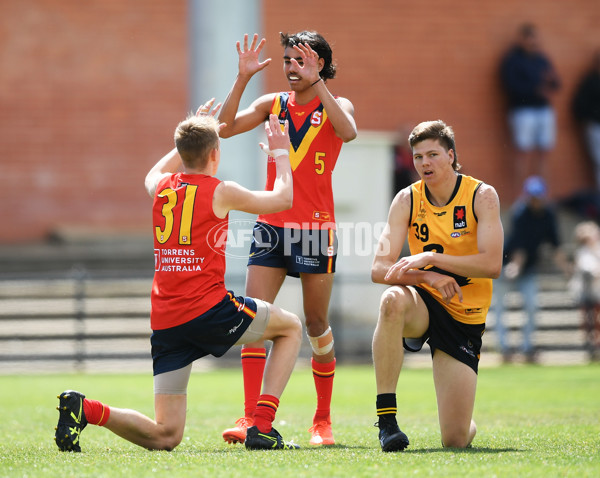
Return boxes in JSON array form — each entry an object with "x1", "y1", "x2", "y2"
[
  {"x1": 218, "y1": 32, "x2": 356, "y2": 446},
  {"x1": 54, "y1": 102, "x2": 303, "y2": 452}
]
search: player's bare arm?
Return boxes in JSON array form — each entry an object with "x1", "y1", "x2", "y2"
[
  {"x1": 219, "y1": 33, "x2": 274, "y2": 138},
  {"x1": 420, "y1": 183, "x2": 503, "y2": 279},
  {"x1": 219, "y1": 93, "x2": 275, "y2": 138},
  {"x1": 371, "y1": 188, "x2": 408, "y2": 282},
  {"x1": 145, "y1": 99, "x2": 223, "y2": 197},
  {"x1": 213, "y1": 115, "x2": 292, "y2": 218},
  {"x1": 144, "y1": 147, "x2": 180, "y2": 198},
  {"x1": 371, "y1": 187, "x2": 424, "y2": 285},
  {"x1": 293, "y1": 42, "x2": 357, "y2": 142},
  {"x1": 371, "y1": 188, "x2": 463, "y2": 302}
]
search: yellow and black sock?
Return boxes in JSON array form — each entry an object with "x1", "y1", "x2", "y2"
[{"x1": 376, "y1": 393, "x2": 397, "y2": 426}]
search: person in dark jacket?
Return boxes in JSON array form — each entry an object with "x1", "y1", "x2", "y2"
[
  {"x1": 493, "y1": 176, "x2": 570, "y2": 363},
  {"x1": 573, "y1": 49, "x2": 600, "y2": 191},
  {"x1": 500, "y1": 23, "x2": 561, "y2": 197}
]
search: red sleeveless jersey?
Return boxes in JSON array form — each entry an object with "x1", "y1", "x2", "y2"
[
  {"x1": 257, "y1": 91, "x2": 344, "y2": 229},
  {"x1": 151, "y1": 173, "x2": 228, "y2": 330}
]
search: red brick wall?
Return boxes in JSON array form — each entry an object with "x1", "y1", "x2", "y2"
[
  {"x1": 263, "y1": 0, "x2": 600, "y2": 204},
  {"x1": 0, "y1": 0, "x2": 188, "y2": 242},
  {"x1": 1, "y1": 0, "x2": 599, "y2": 242}
]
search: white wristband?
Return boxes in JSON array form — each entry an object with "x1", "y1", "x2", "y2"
[{"x1": 270, "y1": 148, "x2": 289, "y2": 158}]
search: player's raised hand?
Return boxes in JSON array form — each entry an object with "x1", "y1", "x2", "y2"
[
  {"x1": 291, "y1": 42, "x2": 321, "y2": 84},
  {"x1": 196, "y1": 98, "x2": 227, "y2": 131},
  {"x1": 196, "y1": 98, "x2": 222, "y2": 117},
  {"x1": 236, "y1": 33, "x2": 272, "y2": 78},
  {"x1": 260, "y1": 115, "x2": 289, "y2": 157}
]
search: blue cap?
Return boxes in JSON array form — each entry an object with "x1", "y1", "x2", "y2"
[{"x1": 523, "y1": 176, "x2": 546, "y2": 197}]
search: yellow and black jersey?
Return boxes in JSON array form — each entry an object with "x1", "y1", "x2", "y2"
[{"x1": 407, "y1": 174, "x2": 492, "y2": 325}]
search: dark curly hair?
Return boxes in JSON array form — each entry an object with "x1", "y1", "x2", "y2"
[{"x1": 279, "y1": 31, "x2": 336, "y2": 80}]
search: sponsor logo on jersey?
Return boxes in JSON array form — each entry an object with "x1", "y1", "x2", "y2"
[
  {"x1": 434, "y1": 211, "x2": 447, "y2": 216},
  {"x1": 154, "y1": 249, "x2": 161, "y2": 272},
  {"x1": 155, "y1": 248, "x2": 204, "y2": 272},
  {"x1": 453, "y1": 206, "x2": 467, "y2": 229},
  {"x1": 311, "y1": 111, "x2": 323, "y2": 126},
  {"x1": 313, "y1": 210, "x2": 331, "y2": 221},
  {"x1": 464, "y1": 307, "x2": 483, "y2": 314}
]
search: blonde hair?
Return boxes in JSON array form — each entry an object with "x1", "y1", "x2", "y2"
[
  {"x1": 174, "y1": 114, "x2": 220, "y2": 169},
  {"x1": 575, "y1": 221, "x2": 600, "y2": 246}
]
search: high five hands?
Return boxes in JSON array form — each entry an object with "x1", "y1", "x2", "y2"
[
  {"x1": 196, "y1": 98, "x2": 226, "y2": 131},
  {"x1": 236, "y1": 33, "x2": 272, "y2": 77}
]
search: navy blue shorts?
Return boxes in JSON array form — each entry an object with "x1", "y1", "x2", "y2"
[
  {"x1": 403, "y1": 287, "x2": 486, "y2": 374},
  {"x1": 150, "y1": 291, "x2": 266, "y2": 376},
  {"x1": 247, "y1": 222, "x2": 337, "y2": 278}
]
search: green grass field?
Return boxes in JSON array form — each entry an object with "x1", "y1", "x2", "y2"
[{"x1": 0, "y1": 364, "x2": 598, "y2": 477}]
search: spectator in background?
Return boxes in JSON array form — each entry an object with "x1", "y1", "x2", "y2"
[
  {"x1": 392, "y1": 125, "x2": 419, "y2": 197},
  {"x1": 569, "y1": 221, "x2": 600, "y2": 361},
  {"x1": 500, "y1": 23, "x2": 561, "y2": 197},
  {"x1": 572, "y1": 49, "x2": 600, "y2": 192},
  {"x1": 493, "y1": 176, "x2": 571, "y2": 364}
]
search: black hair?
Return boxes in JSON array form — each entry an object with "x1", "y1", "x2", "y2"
[{"x1": 280, "y1": 31, "x2": 336, "y2": 80}]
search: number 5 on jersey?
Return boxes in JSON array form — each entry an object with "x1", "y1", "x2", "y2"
[{"x1": 314, "y1": 152, "x2": 325, "y2": 175}]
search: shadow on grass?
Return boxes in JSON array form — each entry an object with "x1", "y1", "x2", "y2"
[
  {"x1": 405, "y1": 446, "x2": 523, "y2": 454},
  {"x1": 193, "y1": 444, "x2": 524, "y2": 454},
  {"x1": 199, "y1": 444, "x2": 374, "y2": 453}
]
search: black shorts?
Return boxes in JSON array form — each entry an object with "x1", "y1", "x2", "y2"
[
  {"x1": 247, "y1": 222, "x2": 337, "y2": 278},
  {"x1": 403, "y1": 287, "x2": 486, "y2": 374},
  {"x1": 151, "y1": 291, "x2": 261, "y2": 376}
]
